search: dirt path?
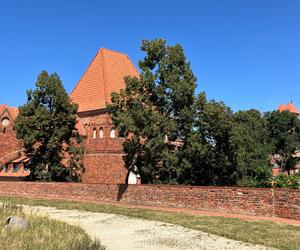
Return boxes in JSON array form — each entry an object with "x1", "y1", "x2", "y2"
[{"x1": 21, "y1": 205, "x2": 271, "y2": 250}]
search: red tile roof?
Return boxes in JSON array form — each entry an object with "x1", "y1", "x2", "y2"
[
  {"x1": 277, "y1": 102, "x2": 300, "y2": 115},
  {"x1": 0, "y1": 104, "x2": 19, "y2": 119},
  {"x1": 70, "y1": 48, "x2": 139, "y2": 112},
  {"x1": 0, "y1": 104, "x2": 7, "y2": 115},
  {"x1": 8, "y1": 106, "x2": 19, "y2": 119}
]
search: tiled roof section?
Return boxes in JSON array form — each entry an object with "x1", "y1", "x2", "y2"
[
  {"x1": 70, "y1": 48, "x2": 139, "y2": 112},
  {"x1": 8, "y1": 106, "x2": 19, "y2": 119},
  {"x1": 0, "y1": 104, "x2": 7, "y2": 115},
  {"x1": 277, "y1": 102, "x2": 300, "y2": 115},
  {"x1": 0, "y1": 155, "x2": 30, "y2": 177},
  {"x1": 0, "y1": 104, "x2": 19, "y2": 119},
  {"x1": 277, "y1": 104, "x2": 287, "y2": 112}
]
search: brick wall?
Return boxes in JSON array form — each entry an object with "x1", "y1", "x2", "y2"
[
  {"x1": 78, "y1": 110, "x2": 128, "y2": 184},
  {"x1": 0, "y1": 182, "x2": 299, "y2": 220},
  {"x1": 0, "y1": 109, "x2": 23, "y2": 164}
]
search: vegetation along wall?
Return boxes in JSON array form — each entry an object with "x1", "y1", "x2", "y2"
[{"x1": 0, "y1": 182, "x2": 298, "y2": 220}]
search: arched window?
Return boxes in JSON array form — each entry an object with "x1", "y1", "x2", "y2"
[
  {"x1": 110, "y1": 127, "x2": 116, "y2": 139},
  {"x1": 93, "y1": 128, "x2": 97, "y2": 139},
  {"x1": 99, "y1": 127, "x2": 104, "y2": 138}
]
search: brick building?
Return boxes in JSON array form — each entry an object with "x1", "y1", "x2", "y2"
[
  {"x1": 0, "y1": 48, "x2": 139, "y2": 183},
  {"x1": 271, "y1": 102, "x2": 300, "y2": 176},
  {"x1": 0, "y1": 104, "x2": 30, "y2": 180},
  {"x1": 70, "y1": 48, "x2": 139, "y2": 183}
]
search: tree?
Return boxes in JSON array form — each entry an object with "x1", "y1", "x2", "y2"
[
  {"x1": 108, "y1": 39, "x2": 197, "y2": 184},
  {"x1": 180, "y1": 92, "x2": 236, "y2": 186},
  {"x1": 14, "y1": 71, "x2": 84, "y2": 181},
  {"x1": 265, "y1": 111, "x2": 300, "y2": 175},
  {"x1": 180, "y1": 93, "x2": 271, "y2": 187},
  {"x1": 230, "y1": 109, "x2": 271, "y2": 187}
]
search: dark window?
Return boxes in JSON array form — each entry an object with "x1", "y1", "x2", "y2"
[
  {"x1": 4, "y1": 164, "x2": 9, "y2": 172},
  {"x1": 13, "y1": 164, "x2": 18, "y2": 172},
  {"x1": 23, "y1": 163, "x2": 27, "y2": 171}
]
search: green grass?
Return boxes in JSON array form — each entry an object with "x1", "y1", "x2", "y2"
[
  {"x1": 0, "y1": 203, "x2": 105, "y2": 250},
  {"x1": 1, "y1": 196, "x2": 300, "y2": 250}
]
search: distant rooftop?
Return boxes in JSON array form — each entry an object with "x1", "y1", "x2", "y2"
[{"x1": 277, "y1": 102, "x2": 300, "y2": 115}]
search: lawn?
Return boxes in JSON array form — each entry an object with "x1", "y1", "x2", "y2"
[
  {"x1": 1, "y1": 196, "x2": 300, "y2": 250},
  {"x1": 0, "y1": 202, "x2": 105, "y2": 250}
]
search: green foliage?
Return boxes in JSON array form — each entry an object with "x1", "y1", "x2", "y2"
[
  {"x1": 14, "y1": 71, "x2": 84, "y2": 181},
  {"x1": 108, "y1": 39, "x2": 197, "y2": 183},
  {"x1": 265, "y1": 111, "x2": 300, "y2": 174},
  {"x1": 109, "y1": 38, "x2": 298, "y2": 188},
  {"x1": 271, "y1": 174, "x2": 299, "y2": 189},
  {"x1": 181, "y1": 93, "x2": 271, "y2": 187}
]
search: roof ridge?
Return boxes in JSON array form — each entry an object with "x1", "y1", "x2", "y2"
[
  {"x1": 0, "y1": 104, "x2": 8, "y2": 118},
  {"x1": 99, "y1": 47, "x2": 129, "y2": 57},
  {"x1": 70, "y1": 50, "x2": 101, "y2": 98},
  {"x1": 100, "y1": 48, "x2": 140, "y2": 76},
  {"x1": 100, "y1": 48, "x2": 108, "y2": 104},
  {"x1": 126, "y1": 54, "x2": 140, "y2": 77}
]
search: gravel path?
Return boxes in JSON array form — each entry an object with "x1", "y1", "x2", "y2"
[{"x1": 21, "y1": 205, "x2": 272, "y2": 250}]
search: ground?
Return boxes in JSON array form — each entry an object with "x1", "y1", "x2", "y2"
[{"x1": 22, "y1": 204, "x2": 270, "y2": 250}]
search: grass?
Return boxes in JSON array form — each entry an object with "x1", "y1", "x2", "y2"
[
  {"x1": 0, "y1": 196, "x2": 300, "y2": 250},
  {"x1": 0, "y1": 203, "x2": 105, "y2": 250}
]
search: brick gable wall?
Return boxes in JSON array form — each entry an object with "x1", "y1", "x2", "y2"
[{"x1": 0, "y1": 109, "x2": 23, "y2": 165}]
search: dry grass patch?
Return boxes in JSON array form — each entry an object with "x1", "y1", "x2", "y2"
[
  {"x1": 0, "y1": 203, "x2": 105, "y2": 250},
  {"x1": 1, "y1": 196, "x2": 300, "y2": 250}
]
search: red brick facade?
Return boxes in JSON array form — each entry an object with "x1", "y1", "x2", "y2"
[
  {"x1": 0, "y1": 182, "x2": 299, "y2": 221},
  {"x1": 79, "y1": 110, "x2": 127, "y2": 183},
  {"x1": 0, "y1": 48, "x2": 138, "y2": 183},
  {"x1": 0, "y1": 105, "x2": 30, "y2": 179},
  {"x1": 69, "y1": 48, "x2": 139, "y2": 184}
]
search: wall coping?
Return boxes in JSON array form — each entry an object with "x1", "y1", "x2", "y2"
[{"x1": 0, "y1": 181, "x2": 298, "y2": 193}]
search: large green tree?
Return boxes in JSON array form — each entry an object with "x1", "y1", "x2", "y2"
[
  {"x1": 108, "y1": 39, "x2": 197, "y2": 183},
  {"x1": 265, "y1": 110, "x2": 300, "y2": 174},
  {"x1": 179, "y1": 93, "x2": 271, "y2": 187},
  {"x1": 14, "y1": 71, "x2": 84, "y2": 181},
  {"x1": 230, "y1": 109, "x2": 271, "y2": 187}
]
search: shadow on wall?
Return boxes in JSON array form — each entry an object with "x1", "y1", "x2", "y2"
[{"x1": 117, "y1": 184, "x2": 128, "y2": 201}]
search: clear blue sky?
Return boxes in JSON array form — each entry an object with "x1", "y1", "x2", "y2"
[{"x1": 1, "y1": 0, "x2": 299, "y2": 112}]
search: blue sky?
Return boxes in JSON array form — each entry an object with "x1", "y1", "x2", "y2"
[{"x1": 0, "y1": 0, "x2": 299, "y2": 112}]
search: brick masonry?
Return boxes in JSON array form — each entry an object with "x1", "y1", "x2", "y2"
[
  {"x1": 78, "y1": 110, "x2": 128, "y2": 184},
  {"x1": 0, "y1": 181, "x2": 298, "y2": 220},
  {"x1": 0, "y1": 108, "x2": 23, "y2": 165}
]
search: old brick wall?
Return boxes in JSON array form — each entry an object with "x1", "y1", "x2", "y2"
[
  {"x1": 0, "y1": 182, "x2": 299, "y2": 220},
  {"x1": 78, "y1": 110, "x2": 128, "y2": 184},
  {"x1": 0, "y1": 109, "x2": 23, "y2": 164},
  {"x1": 274, "y1": 189, "x2": 300, "y2": 220}
]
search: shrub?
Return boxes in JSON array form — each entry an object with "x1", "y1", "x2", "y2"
[{"x1": 271, "y1": 174, "x2": 299, "y2": 189}]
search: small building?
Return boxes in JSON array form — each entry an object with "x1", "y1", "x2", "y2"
[
  {"x1": 0, "y1": 48, "x2": 140, "y2": 184},
  {"x1": 277, "y1": 102, "x2": 300, "y2": 117},
  {"x1": 272, "y1": 102, "x2": 300, "y2": 176},
  {"x1": 0, "y1": 104, "x2": 29, "y2": 180}
]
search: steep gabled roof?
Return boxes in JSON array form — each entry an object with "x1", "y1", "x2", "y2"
[
  {"x1": 0, "y1": 104, "x2": 7, "y2": 116},
  {"x1": 70, "y1": 48, "x2": 139, "y2": 113},
  {"x1": 0, "y1": 104, "x2": 19, "y2": 120},
  {"x1": 277, "y1": 104, "x2": 287, "y2": 112},
  {"x1": 277, "y1": 102, "x2": 300, "y2": 115}
]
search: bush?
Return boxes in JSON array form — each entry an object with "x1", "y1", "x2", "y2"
[
  {"x1": 236, "y1": 177, "x2": 271, "y2": 188},
  {"x1": 271, "y1": 174, "x2": 299, "y2": 189}
]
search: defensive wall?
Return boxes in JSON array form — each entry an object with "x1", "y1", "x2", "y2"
[{"x1": 0, "y1": 182, "x2": 298, "y2": 220}]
